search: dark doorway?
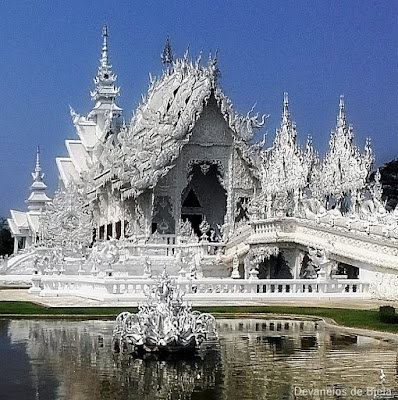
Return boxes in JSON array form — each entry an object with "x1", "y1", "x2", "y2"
[{"x1": 181, "y1": 163, "x2": 226, "y2": 236}]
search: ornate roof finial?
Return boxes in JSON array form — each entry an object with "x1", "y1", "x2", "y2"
[
  {"x1": 91, "y1": 24, "x2": 120, "y2": 103},
  {"x1": 365, "y1": 137, "x2": 372, "y2": 156},
  {"x1": 101, "y1": 24, "x2": 109, "y2": 67},
  {"x1": 32, "y1": 146, "x2": 43, "y2": 182},
  {"x1": 337, "y1": 94, "x2": 346, "y2": 128},
  {"x1": 161, "y1": 35, "x2": 173, "y2": 67},
  {"x1": 306, "y1": 135, "x2": 313, "y2": 150},
  {"x1": 35, "y1": 146, "x2": 41, "y2": 171},
  {"x1": 27, "y1": 147, "x2": 51, "y2": 211},
  {"x1": 282, "y1": 92, "x2": 290, "y2": 124}
]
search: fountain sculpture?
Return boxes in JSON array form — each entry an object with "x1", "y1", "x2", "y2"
[{"x1": 112, "y1": 270, "x2": 218, "y2": 355}]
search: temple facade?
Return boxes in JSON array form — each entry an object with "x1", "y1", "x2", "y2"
[{"x1": 3, "y1": 27, "x2": 398, "y2": 301}]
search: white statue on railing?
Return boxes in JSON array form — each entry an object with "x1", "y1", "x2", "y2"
[
  {"x1": 307, "y1": 247, "x2": 338, "y2": 281},
  {"x1": 112, "y1": 269, "x2": 218, "y2": 354},
  {"x1": 89, "y1": 238, "x2": 120, "y2": 276},
  {"x1": 231, "y1": 253, "x2": 240, "y2": 279}
]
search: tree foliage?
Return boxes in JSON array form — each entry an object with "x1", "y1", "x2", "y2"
[
  {"x1": 371, "y1": 158, "x2": 398, "y2": 211},
  {"x1": 0, "y1": 217, "x2": 13, "y2": 256}
]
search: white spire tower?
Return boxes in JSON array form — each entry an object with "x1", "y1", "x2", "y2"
[
  {"x1": 90, "y1": 24, "x2": 121, "y2": 104},
  {"x1": 89, "y1": 24, "x2": 122, "y2": 138},
  {"x1": 26, "y1": 146, "x2": 51, "y2": 212}
]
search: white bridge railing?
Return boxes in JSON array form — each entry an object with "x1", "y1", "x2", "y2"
[
  {"x1": 122, "y1": 239, "x2": 225, "y2": 258},
  {"x1": 34, "y1": 275, "x2": 370, "y2": 301}
]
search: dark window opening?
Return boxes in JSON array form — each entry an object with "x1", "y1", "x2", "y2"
[
  {"x1": 107, "y1": 224, "x2": 113, "y2": 239},
  {"x1": 115, "y1": 221, "x2": 121, "y2": 239},
  {"x1": 182, "y1": 189, "x2": 201, "y2": 208}
]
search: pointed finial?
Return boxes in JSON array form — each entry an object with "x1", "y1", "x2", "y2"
[
  {"x1": 365, "y1": 137, "x2": 373, "y2": 157},
  {"x1": 91, "y1": 24, "x2": 120, "y2": 103},
  {"x1": 31, "y1": 146, "x2": 44, "y2": 183},
  {"x1": 337, "y1": 94, "x2": 346, "y2": 128},
  {"x1": 306, "y1": 135, "x2": 314, "y2": 153},
  {"x1": 339, "y1": 94, "x2": 345, "y2": 115},
  {"x1": 161, "y1": 35, "x2": 173, "y2": 66},
  {"x1": 101, "y1": 24, "x2": 109, "y2": 67},
  {"x1": 36, "y1": 146, "x2": 41, "y2": 172},
  {"x1": 183, "y1": 45, "x2": 190, "y2": 62},
  {"x1": 282, "y1": 92, "x2": 290, "y2": 123}
]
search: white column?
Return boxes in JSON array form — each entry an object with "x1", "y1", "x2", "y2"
[
  {"x1": 226, "y1": 149, "x2": 234, "y2": 228},
  {"x1": 13, "y1": 237, "x2": 19, "y2": 254}
]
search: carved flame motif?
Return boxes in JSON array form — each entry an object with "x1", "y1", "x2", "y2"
[{"x1": 112, "y1": 270, "x2": 218, "y2": 354}]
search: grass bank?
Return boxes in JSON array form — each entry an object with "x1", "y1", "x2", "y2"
[{"x1": 1, "y1": 302, "x2": 398, "y2": 334}]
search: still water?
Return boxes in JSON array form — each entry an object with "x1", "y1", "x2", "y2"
[{"x1": 0, "y1": 318, "x2": 397, "y2": 400}]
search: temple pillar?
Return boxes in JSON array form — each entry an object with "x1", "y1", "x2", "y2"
[
  {"x1": 226, "y1": 149, "x2": 234, "y2": 228},
  {"x1": 243, "y1": 252, "x2": 251, "y2": 279},
  {"x1": 174, "y1": 159, "x2": 182, "y2": 237},
  {"x1": 13, "y1": 237, "x2": 19, "y2": 254}
]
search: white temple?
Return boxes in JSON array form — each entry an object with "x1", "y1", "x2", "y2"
[
  {"x1": 3, "y1": 26, "x2": 398, "y2": 302},
  {"x1": 7, "y1": 147, "x2": 51, "y2": 254}
]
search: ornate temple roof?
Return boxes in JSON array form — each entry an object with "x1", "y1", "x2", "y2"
[
  {"x1": 95, "y1": 49, "x2": 266, "y2": 198},
  {"x1": 311, "y1": 96, "x2": 374, "y2": 198},
  {"x1": 261, "y1": 93, "x2": 315, "y2": 196},
  {"x1": 57, "y1": 27, "x2": 373, "y2": 206}
]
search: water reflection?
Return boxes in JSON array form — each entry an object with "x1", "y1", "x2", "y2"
[{"x1": 1, "y1": 318, "x2": 398, "y2": 400}]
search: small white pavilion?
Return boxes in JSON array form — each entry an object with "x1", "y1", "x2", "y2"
[{"x1": 7, "y1": 147, "x2": 51, "y2": 254}]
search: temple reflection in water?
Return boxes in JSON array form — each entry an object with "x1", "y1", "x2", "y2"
[{"x1": 2, "y1": 319, "x2": 398, "y2": 400}]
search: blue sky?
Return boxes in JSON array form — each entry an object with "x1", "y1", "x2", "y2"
[{"x1": 0, "y1": 0, "x2": 397, "y2": 217}]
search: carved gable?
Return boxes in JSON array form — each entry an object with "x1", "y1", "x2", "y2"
[{"x1": 189, "y1": 96, "x2": 233, "y2": 146}]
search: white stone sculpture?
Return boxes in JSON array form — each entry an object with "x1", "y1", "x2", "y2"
[
  {"x1": 307, "y1": 247, "x2": 338, "y2": 281},
  {"x1": 39, "y1": 183, "x2": 93, "y2": 255},
  {"x1": 90, "y1": 239, "x2": 120, "y2": 275},
  {"x1": 112, "y1": 270, "x2": 218, "y2": 354},
  {"x1": 231, "y1": 253, "x2": 240, "y2": 279}
]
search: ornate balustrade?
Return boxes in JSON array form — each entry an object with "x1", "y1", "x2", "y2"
[
  {"x1": 37, "y1": 275, "x2": 370, "y2": 301},
  {"x1": 252, "y1": 216, "x2": 398, "y2": 242},
  {"x1": 122, "y1": 240, "x2": 225, "y2": 258},
  {"x1": 249, "y1": 217, "x2": 398, "y2": 271}
]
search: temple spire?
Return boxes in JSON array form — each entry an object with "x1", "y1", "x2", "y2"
[
  {"x1": 161, "y1": 35, "x2": 173, "y2": 67},
  {"x1": 90, "y1": 24, "x2": 120, "y2": 103},
  {"x1": 27, "y1": 147, "x2": 51, "y2": 211},
  {"x1": 282, "y1": 92, "x2": 290, "y2": 125},
  {"x1": 101, "y1": 24, "x2": 109, "y2": 67},
  {"x1": 32, "y1": 146, "x2": 43, "y2": 182},
  {"x1": 337, "y1": 94, "x2": 346, "y2": 128}
]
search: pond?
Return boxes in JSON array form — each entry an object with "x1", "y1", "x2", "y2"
[{"x1": 0, "y1": 318, "x2": 397, "y2": 400}]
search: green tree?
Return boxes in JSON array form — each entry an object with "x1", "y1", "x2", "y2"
[
  {"x1": 0, "y1": 217, "x2": 13, "y2": 256},
  {"x1": 371, "y1": 158, "x2": 398, "y2": 211}
]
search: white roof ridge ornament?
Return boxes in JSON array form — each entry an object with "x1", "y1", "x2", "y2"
[
  {"x1": 161, "y1": 35, "x2": 173, "y2": 68},
  {"x1": 337, "y1": 94, "x2": 346, "y2": 128}
]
